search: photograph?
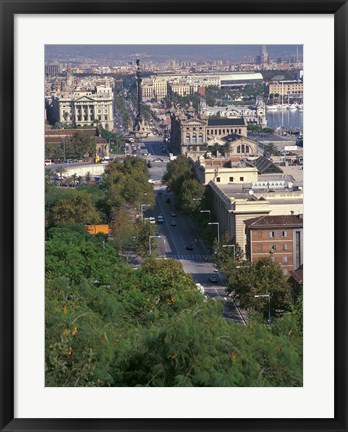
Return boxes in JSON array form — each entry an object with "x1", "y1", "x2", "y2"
[{"x1": 44, "y1": 44, "x2": 304, "y2": 388}]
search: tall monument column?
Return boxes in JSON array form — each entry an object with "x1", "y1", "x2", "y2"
[
  {"x1": 134, "y1": 58, "x2": 142, "y2": 131},
  {"x1": 133, "y1": 58, "x2": 149, "y2": 138}
]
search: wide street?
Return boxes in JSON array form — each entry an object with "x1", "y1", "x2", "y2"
[{"x1": 141, "y1": 138, "x2": 246, "y2": 325}]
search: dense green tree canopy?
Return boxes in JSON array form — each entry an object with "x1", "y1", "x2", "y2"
[
  {"x1": 49, "y1": 192, "x2": 101, "y2": 226},
  {"x1": 175, "y1": 178, "x2": 205, "y2": 213},
  {"x1": 101, "y1": 156, "x2": 155, "y2": 220},
  {"x1": 225, "y1": 257, "x2": 292, "y2": 319},
  {"x1": 46, "y1": 226, "x2": 302, "y2": 387}
]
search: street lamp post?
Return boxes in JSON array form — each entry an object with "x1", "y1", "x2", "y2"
[
  {"x1": 254, "y1": 294, "x2": 271, "y2": 325},
  {"x1": 149, "y1": 235, "x2": 161, "y2": 255},
  {"x1": 140, "y1": 203, "x2": 150, "y2": 221},
  {"x1": 208, "y1": 222, "x2": 220, "y2": 244},
  {"x1": 200, "y1": 209, "x2": 211, "y2": 223},
  {"x1": 222, "y1": 244, "x2": 236, "y2": 262}
]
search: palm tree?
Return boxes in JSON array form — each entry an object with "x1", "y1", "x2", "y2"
[
  {"x1": 45, "y1": 169, "x2": 54, "y2": 185},
  {"x1": 85, "y1": 171, "x2": 91, "y2": 184},
  {"x1": 55, "y1": 166, "x2": 66, "y2": 186},
  {"x1": 263, "y1": 143, "x2": 280, "y2": 156},
  {"x1": 71, "y1": 173, "x2": 78, "y2": 188}
]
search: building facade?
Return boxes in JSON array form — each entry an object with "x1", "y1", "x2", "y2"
[
  {"x1": 208, "y1": 181, "x2": 303, "y2": 256},
  {"x1": 170, "y1": 106, "x2": 248, "y2": 158},
  {"x1": 51, "y1": 89, "x2": 114, "y2": 130},
  {"x1": 245, "y1": 215, "x2": 303, "y2": 276},
  {"x1": 268, "y1": 80, "x2": 303, "y2": 96}
]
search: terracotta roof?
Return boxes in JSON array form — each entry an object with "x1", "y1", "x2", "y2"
[
  {"x1": 244, "y1": 215, "x2": 303, "y2": 229},
  {"x1": 45, "y1": 128, "x2": 98, "y2": 137},
  {"x1": 290, "y1": 268, "x2": 303, "y2": 284},
  {"x1": 45, "y1": 135, "x2": 106, "y2": 145},
  {"x1": 203, "y1": 159, "x2": 225, "y2": 167}
]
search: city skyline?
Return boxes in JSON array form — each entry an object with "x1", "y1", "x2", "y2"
[{"x1": 45, "y1": 44, "x2": 303, "y2": 64}]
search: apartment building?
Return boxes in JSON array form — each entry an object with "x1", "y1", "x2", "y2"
[
  {"x1": 268, "y1": 80, "x2": 303, "y2": 96},
  {"x1": 245, "y1": 215, "x2": 303, "y2": 276}
]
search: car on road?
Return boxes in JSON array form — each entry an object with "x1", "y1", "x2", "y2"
[
  {"x1": 170, "y1": 220, "x2": 177, "y2": 227},
  {"x1": 171, "y1": 212, "x2": 177, "y2": 217},
  {"x1": 208, "y1": 275, "x2": 219, "y2": 283},
  {"x1": 157, "y1": 215, "x2": 164, "y2": 223},
  {"x1": 195, "y1": 283, "x2": 205, "y2": 294},
  {"x1": 186, "y1": 244, "x2": 194, "y2": 251}
]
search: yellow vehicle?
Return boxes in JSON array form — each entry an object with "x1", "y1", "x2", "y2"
[{"x1": 94, "y1": 156, "x2": 100, "y2": 164}]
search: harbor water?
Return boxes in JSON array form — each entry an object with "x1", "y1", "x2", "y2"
[{"x1": 266, "y1": 109, "x2": 303, "y2": 131}]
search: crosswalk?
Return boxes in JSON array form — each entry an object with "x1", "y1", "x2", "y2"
[{"x1": 166, "y1": 254, "x2": 210, "y2": 261}]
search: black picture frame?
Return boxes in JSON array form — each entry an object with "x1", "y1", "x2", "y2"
[{"x1": 1, "y1": 1, "x2": 347, "y2": 431}]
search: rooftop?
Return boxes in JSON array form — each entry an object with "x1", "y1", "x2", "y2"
[
  {"x1": 207, "y1": 118, "x2": 245, "y2": 126},
  {"x1": 244, "y1": 215, "x2": 303, "y2": 228}
]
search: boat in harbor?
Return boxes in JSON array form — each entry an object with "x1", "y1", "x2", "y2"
[
  {"x1": 287, "y1": 104, "x2": 298, "y2": 111},
  {"x1": 266, "y1": 104, "x2": 279, "y2": 111}
]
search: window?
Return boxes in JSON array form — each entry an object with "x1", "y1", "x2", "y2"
[
  {"x1": 237, "y1": 146, "x2": 241, "y2": 154},
  {"x1": 283, "y1": 269, "x2": 288, "y2": 275},
  {"x1": 192, "y1": 135, "x2": 197, "y2": 144},
  {"x1": 282, "y1": 244, "x2": 288, "y2": 251},
  {"x1": 198, "y1": 135, "x2": 203, "y2": 144},
  {"x1": 282, "y1": 256, "x2": 288, "y2": 263},
  {"x1": 280, "y1": 231, "x2": 287, "y2": 237},
  {"x1": 271, "y1": 244, "x2": 276, "y2": 251},
  {"x1": 186, "y1": 134, "x2": 190, "y2": 144},
  {"x1": 216, "y1": 177, "x2": 221, "y2": 182},
  {"x1": 239, "y1": 129, "x2": 242, "y2": 134},
  {"x1": 245, "y1": 146, "x2": 250, "y2": 153},
  {"x1": 269, "y1": 231, "x2": 276, "y2": 238},
  {"x1": 270, "y1": 256, "x2": 275, "y2": 262},
  {"x1": 229, "y1": 177, "x2": 234, "y2": 182},
  {"x1": 240, "y1": 177, "x2": 244, "y2": 181}
]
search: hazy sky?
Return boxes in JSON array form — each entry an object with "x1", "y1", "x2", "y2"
[{"x1": 45, "y1": 44, "x2": 303, "y2": 63}]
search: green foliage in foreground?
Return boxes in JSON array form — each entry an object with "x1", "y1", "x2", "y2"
[{"x1": 46, "y1": 227, "x2": 302, "y2": 387}]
